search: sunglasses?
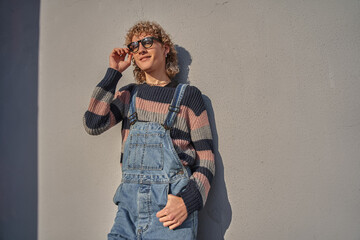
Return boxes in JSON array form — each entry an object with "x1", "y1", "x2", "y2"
[{"x1": 127, "y1": 36, "x2": 162, "y2": 53}]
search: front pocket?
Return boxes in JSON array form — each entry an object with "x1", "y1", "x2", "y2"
[
  {"x1": 150, "y1": 183, "x2": 169, "y2": 211},
  {"x1": 127, "y1": 143, "x2": 164, "y2": 170}
]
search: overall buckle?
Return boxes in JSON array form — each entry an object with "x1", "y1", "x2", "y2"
[{"x1": 168, "y1": 105, "x2": 180, "y2": 113}]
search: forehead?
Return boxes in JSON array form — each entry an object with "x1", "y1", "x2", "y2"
[{"x1": 131, "y1": 33, "x2": 153, "y2": 42}]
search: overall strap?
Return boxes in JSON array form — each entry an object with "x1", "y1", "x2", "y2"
[
  {"x1": 163, "y1": 83, "x2": 188, "y2": 129},
  {"x1": 128, "y1": 85, "x2": 138, "y2": 126}
]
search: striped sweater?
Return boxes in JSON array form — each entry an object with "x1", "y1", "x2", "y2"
[{"x1": 83, "y1": 68, "x2": 215, "y2": 215}]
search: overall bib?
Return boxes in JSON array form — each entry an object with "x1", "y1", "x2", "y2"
[{"x1": 108, "y1": 83, "x2": 198, "y2": 240}]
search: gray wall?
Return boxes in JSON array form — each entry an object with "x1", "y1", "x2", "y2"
[
  {"x1": 0, "y1": 0, "x2": 39, "y2": 240},
  {"x1": 38, "y1": 0, "x2": 360, "y2": 240}
]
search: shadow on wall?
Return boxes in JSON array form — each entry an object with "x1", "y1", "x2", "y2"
[
  {"x1": 175, "y1": 45, "x2": 232, "y2": 240},
  {"x1": 198, "y1": 95, "x2": 232, "y2": 240},
  {"x1": 173, "y1": 45, "x2": 191, "y2": 84}
]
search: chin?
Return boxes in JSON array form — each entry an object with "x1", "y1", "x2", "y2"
[
  {"x1": 137, "y1": 63, "x2": 155, "y2": 72},
  {"x1": 138, "y1": 66, "x2": 152, "y2": 73},
  {"x1": 136, "y1": 61, "x2": 150, "y2": 70}
]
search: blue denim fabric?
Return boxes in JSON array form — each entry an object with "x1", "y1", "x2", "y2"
[{"x1": 108, "y1": 84, "x2": 198, "y2": 240}]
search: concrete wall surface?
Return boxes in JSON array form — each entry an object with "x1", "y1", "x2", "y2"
[{"x1": 39, "y1": 0, "x2": 360, "y2": 239}]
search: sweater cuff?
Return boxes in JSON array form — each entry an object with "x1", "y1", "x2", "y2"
[
  {"x1": 178, "y1": 180, "x2": 203, "y2": 215},
  {"x1": 96, "y1": 68, "x2": 122, "y2": 91}
]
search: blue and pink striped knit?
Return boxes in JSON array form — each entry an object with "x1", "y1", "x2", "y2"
[{"x1": 83, "y1": 68, "x2": 215, "y2": 215}]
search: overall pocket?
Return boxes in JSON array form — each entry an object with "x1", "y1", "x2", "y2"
[
  {"x1": 127, "y1": 143, "x2": 164, "y2": 170},
  {"x1": 150, "y1": 183, "x2": 169, "y2": 211},
  {"x1": 126, "y1": 132, "x2": 165, "y2": 170}
]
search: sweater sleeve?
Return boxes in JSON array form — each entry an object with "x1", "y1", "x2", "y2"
[
  {"x1": 178, "y1": 87, "x2": 215, "y2": 215},
  {"x1": 83, "y1": 68, "x2": 130, "y2": 135}
]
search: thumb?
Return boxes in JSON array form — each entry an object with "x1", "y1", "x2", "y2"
[{"x1": 126, "y1": 53, "x2": 133, "y2": 64}]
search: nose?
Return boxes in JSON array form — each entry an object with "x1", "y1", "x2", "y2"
[{"x1": 137, "y1": 42, "x2": 147, "y2": 54}]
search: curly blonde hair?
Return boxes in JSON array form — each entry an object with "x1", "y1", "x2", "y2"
[{"x1": 125, "y1": 21, "x2": 179, "y2": 84}]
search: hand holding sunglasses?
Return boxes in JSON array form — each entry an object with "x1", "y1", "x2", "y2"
[{"x1": 109, "y1": 47, "x2": 133, "y2": 73}]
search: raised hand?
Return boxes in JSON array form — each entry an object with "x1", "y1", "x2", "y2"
[{"x1": 109, "y1": 48, "x2": 133, "y2": 73}]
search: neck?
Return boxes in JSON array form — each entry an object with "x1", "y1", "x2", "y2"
[{"x1": 145, "y1": 70, "x2": 171, "y2": 87}]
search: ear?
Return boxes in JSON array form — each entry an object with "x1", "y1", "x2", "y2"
[{"x1": 164, "y1": 44, "x2": 170, "y2": 56}]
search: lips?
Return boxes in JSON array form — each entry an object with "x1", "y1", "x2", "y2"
[{"x1": 139, "y1": 56, "x2": 151, "y2": 61}]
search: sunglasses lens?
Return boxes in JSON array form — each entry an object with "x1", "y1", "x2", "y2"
[
  {"x1": 128, "y1": 42, "x2": 139, "y2": 52},
  {"x1": 142, "y1": 37, "x2": 153, "y2": 48}
]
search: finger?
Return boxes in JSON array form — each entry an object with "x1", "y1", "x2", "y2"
[
  {"x1": 162, "y1": 219, "x2": 178, "y2": 227},
  {"x1": 113, "y1": 48, "x2": 120, "y2": 54},
  {"x1": 158, "y1": 211, "x2": 175, "y2": 222},
  {"x1": 126, "y1": 53, "x2": 133, "y2": 63},
  {"x1": 125, "y1": 48, "x2": 132, "y2": 55},
  {"x1": 169, "y1": 220, "x2": 182, "y2": 230},
  {"x1": 156, "y1": 209, "x2": 168, "y2": 218},
  {"x1": 162, "y1": 206, "x2": 187, "y2": 220},
  {"x1": 159, "y1": 213, "x2": 175, "y2": 223},
  {"x1": 111, "y1": 48, "x2": 117, "y2": 56}
]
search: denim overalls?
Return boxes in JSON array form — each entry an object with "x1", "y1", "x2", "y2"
[{"x1": 108, "y1": 83, "x2": 198, "y2": 240}]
